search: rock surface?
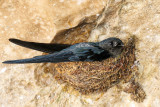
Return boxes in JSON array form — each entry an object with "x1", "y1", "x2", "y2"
[{"x1": 0, "y1": 0, "x2": 160, "y2": 106}]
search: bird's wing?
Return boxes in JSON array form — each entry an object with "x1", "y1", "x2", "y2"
[
  {"x1": 68, "y1": 46, "x2": 108, "y2": 61},
  {"x1": 9, "y1": 38, "x2": 71, "y2": 53},
  {"x1": 2, "y1": 46, "x2": 109, "y2": 64},
  {"x1": 2, "y1": 51, "x2": 73, "y2": 64}
]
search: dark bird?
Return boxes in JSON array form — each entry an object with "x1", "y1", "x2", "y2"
[{"x1": 2, "y1": 37, "x2": 124, "y2": 64}]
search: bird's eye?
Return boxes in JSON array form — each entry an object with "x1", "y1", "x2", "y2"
[{"x1": 109, "y1": 41, "x2": 114, "y2": 46}]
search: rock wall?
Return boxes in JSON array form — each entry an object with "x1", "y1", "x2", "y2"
[{"x1": 0, "y1": 0, "x2": 160, "y2": 106}]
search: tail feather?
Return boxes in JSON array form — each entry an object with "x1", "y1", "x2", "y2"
[{"x1": 3, "y1": 58, "x2": 44, "y2": 64}]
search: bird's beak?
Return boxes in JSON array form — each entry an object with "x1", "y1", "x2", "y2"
[
  {"x1": 119, "y1": 43, "x2": 124, "y2": 47},
  {"x1": 121, "y1": 44, "x2": 124, "y2": 47}
]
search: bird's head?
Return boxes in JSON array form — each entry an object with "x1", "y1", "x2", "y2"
[{"x1": 98, "y1": 37, "x2": 124, "y2": 57}]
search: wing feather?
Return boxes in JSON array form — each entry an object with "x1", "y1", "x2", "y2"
[
  {"x1": 3, "y1": 42, "x2": 110, "y2": 64},
  {"x1": 9, "y1": 38, "x2": 71, "y2": 53}
]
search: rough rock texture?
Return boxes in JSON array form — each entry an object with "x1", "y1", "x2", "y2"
[{"x1": 0, "y1": 0, "x2": 160, "y2": 107}]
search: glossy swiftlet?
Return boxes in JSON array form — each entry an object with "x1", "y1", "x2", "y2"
[{"x1": 2, "y1": 37, "x2": 124, "y2": 64}]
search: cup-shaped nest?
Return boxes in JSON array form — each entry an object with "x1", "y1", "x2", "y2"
[{"x1": 51, "y1": 37, "x2": 136, "y2": 94}]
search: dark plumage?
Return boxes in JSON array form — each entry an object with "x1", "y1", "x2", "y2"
[
  {"x1": 2, "y1": 37, "x2": 124, "y2": 64},
  {"x1": 9, "y1": 38, "x2": 71, "y2": 53}
]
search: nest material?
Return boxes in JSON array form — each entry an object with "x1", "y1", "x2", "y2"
[{"x1": 51, "y1": 37, "x2": 136, "y2": 94}]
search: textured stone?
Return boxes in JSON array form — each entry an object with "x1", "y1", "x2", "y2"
[{"x1": 1, "y1": 0, "x2": 160, "y2": 106}]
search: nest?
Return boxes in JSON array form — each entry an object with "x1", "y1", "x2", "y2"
[{"x1": 51, "y1": 37, "x2": 136, "y2": 94}]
